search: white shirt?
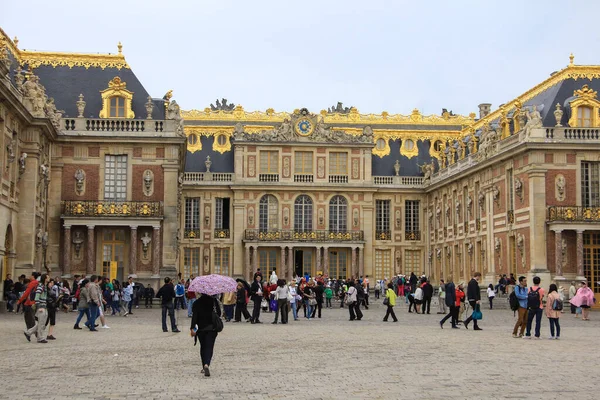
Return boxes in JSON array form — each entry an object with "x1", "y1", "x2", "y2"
[
  {"x1": 487, "y1": 288, "x2": 495, "y2": 298},
  {"x1": 289, "y1": 287, "x2": 297, "y2": 303}
]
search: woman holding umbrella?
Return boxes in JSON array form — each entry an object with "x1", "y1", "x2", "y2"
[{"x1": 188, "y1": 274, "x2": 237, "y2": 377}]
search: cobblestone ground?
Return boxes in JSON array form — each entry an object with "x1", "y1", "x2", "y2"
[{"x1": 0, "y1": 298, "x2": 598, "y2": 400}]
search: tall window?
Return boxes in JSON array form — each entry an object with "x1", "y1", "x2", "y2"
[
  {"x1": 185, "y1": 198, "x2": 201, "y2": 232},
  {"x1": 259, "y1": 195, "x2": 278, "y2": 231},
  {"x1": 329, "y1": 152, "x2": 347, "y2": 175},
  {"x1": 376, "y1": 199, "x2": 391, "y2": 237},
  {"x1": 578, "y1": 106, "x2": 592, "y2": 127},
  {"x1": 582, "y1": 161, "x2": 600, "y2": 207},
  {"x1": 260, "y1": 151, "x2": 278, "y2": 174},
  {"x1": 215, "y1": 198, "x2": 230, "y2": 230},
  {"x1": 294, "y1": 151, "x2": 313, "y2": 174},
  {"x1": 109, "y1": 96, "x2": 125, "y2": 118},
  {"x1": 404, "y1": 250, "x2": 421, "y2": 275},
  {"x1": 259, "y1": 249, "x2": 278, "y2": 276},
  {"x1": 329, "y1": 195, "x2": 347, "y2": 232},
  {"x1": 183, "y1": 248, "x2": 200, "y2": 278},
  {"x1": 507, "y1": 168, "x2": 514, "y2": 210},
  {"x1": 405, "y1": 200, "x2": 420, "y2": 233},
  {"x1": 214, "y1": 248, "x2": 230, "y2": 275},
  {"x1": 375, "y1": 249, "x2": 392, "y2": 280},
  {"x1": 104, "y1": 155, "x2": 127, "y2": 200},
  {"x1": 294, "y1": 195, "x2": 313, "y2": 232}
]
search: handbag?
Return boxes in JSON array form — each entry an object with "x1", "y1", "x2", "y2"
[
  {"x1": 211, "y1": 303, "x2": 223, "y2": 333},
  {"x1": 471, "y1": 304, "x2": 482, "y2": 320},
  {"x1": 383, "y1": 297, "x2": 389, "y2": 306},
  {"x1": 309, "y1": 298, "x2": 317, "y2": 306},
  {"x1": 260, "y1": 299, "x2": 268, "y2": 309}
]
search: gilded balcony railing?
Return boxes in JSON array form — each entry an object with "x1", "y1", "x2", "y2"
[
  {"x1": 548, "y1": 206, "x2": 600, "y2": 222},
  {"x1": 375, "y1": 230, "x2": 391, "y2": 241},
  {"x1": 405, "y1": 230, "x2": 421, "y2": 241},
  {"x1": 62, "y1": 201, "x2": 163, "y2": 217},
  {"x1": 184, "y1": 229, "x2": 201, "y2": 239},
  {"x1": 244, "y1": 229, "x2": 364, "y2": 242},
  {"x1": 214, "y1": 229, "x2": 231, "y2": 239}
]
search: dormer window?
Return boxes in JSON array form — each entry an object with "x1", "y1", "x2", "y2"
[
  {"x1": 109, "y1": 96, "x2": 126, "y2": 118},
  {"x1": 99, "y1": 77, "x2": 135, "y2": 119},
  {"x1": 577, "y1": 106, "x2": 592, "y2": 127}
]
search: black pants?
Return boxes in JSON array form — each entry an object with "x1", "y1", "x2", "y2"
[
  {"x1": 198, "y1": 331, "x2": 217, "y2": 367},
  {"x1": 440, "y1": 305, "x2": 458, "y2": 327},
  {"x1": 311, "y1": 302, "x2": 322, "y2": 318},
  {"x1": 274, "y1": 299, "x2": 288, "y2": 323},
  {"x1": 145, "y1": 297, "x2": 152, "y2": 307},
  {"x1": 325, "y1": 298, "x2": 332, "y2": 308},
  {"x1": 422, "y1": 298, "x2": 431, "y2": 314},
  {"x1": 23, "y1": 305, "x2": 35, "y2": 330},
  {"x1": 464, "y1": 301, "x2": 479, "y2": 328},
  {"x1": 235, "y1": 303, "x2": 251, "y2": 321},
  {"x1": 408, "y1": 297, "x2": 416, "y2": 312},
  {"x1": 349, "y1": 301, "x2": 363, "y2": 320},
  {"x1": 174, "y1": 297, "x2": 186, "y2": 310},
  {"x1": 252, "y1": 299, "x2": 261, "y2": 322},
  {"x1": 570, "y1": 303, "x2": 576, "y2": 314},
  {"x1": 383, "y1": 305, "x2": 397, "y2": 321},
  {"x1": 161, "y1": 302, "x2": 177, "y2": 331}
]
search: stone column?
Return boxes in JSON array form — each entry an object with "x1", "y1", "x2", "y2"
[
  {"x1": 86, "y1": 225, "x2": 95, "y2": 275},
  {"x1": 280, "y1": 246, "x2": 286, "y2": 280},
  {"x1": 351, "y1": 247, "x2": 357, "y2": 277},
  {"x1": 287, "y1": 247, "x2": 294, "y2": 281},
  {"x1": 323, "y1": 248, "x2": 329, "y2": 277},
  {"x1": 63, "y1": 226, "x2": 71, "y2": 277},
  {"x1": 358, "y1": 247, "x2": 364, "y2": 278},
  {"x1": 553, "y1": 229, "x2": 563, "y2": 278},
  {"x1": 315, "y1": 247, "x2": 321, "y2": 273},
  {"x1": 576, "y1": 230, "x2": 585, "y2": 280},
  {"x1": 152, "y1": 226, "x2": 161, "y2": 276},
  {"x1": 244, "y1": 245, "x2": 251, "y2": 281},
  {"x1": 129, "y1": 227, "x2": 138, "y2": 277},
  {"x1": 252, "y1": 246, "x2": 258, "y2": 275},
  {"x1": 527, "y1": 170, "x2": 550, "y2": 288}
]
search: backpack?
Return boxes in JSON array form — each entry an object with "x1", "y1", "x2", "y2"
[
  {"x1": 552, "y1": 298, "x2": 563, "y2": 311},
  {"x1": 356, "y1": 285, "x2": 365, "y2": 299},
  {"x1": 527, "y1": 287, "x2": 541, "y2": 309},
  {"x1": 29, "y1": 283, "x2": 38, "y2": 302},
  {"x1": 509, "y1": 290, "x2": 520, "y2": 312}
]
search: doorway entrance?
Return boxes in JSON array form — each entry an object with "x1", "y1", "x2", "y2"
[
  {"x1": 583, "y1": 232, "x2": 600, "y2": 307},
  {"x1": 328, "y1": 249, "x2": 348, "y2": 280},
  {"x1": 102, "y1": 229, "x2": 125, "y2": 282},
  {"x1": 294, "y1": 249, "x2": 313, "y2": 279}
]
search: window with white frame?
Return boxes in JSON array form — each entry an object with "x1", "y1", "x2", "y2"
[
  {"x1": 294, "y1": 195, "x2": 313, "y2": 232},
  {"x1": 185, "y1": 198, "x2": 201, "y2": 232},
  {"x1": 329, "y1": 195, "x2": 348, "y2": 232},
  {"x1": 581, "y1": 161, "x2": 600, "y2": 207},
  {"x1": 104, "y1": 155, "x2": 127, "y2": 200},
  {"x1": 405, "y1": 200, "x2": 420, "y2": 233},
  {"x1": 376, "y1": 199, "x2": 391, "y2": 234},
  {"x1": 259, "y1": 195, "x2": 279, "y2": 231},
  {"x1": 214, "y1": 248, "x2": 230, "y2": 275},
  {"x1": 183, "y1": 248, "x2": 200, "y2": 278}
]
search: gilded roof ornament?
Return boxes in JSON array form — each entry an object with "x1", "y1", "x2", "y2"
[
  {"x1": 569, "y1": 53, "x2": 574, "y2": 67},
  {"x1": 573, "y1": 84, "x2": 597, "y2": 100},
  {"x1": 118, "y1": 42, "x2": 123, "y2": 55}
]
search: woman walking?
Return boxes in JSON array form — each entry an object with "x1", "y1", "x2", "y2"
[
  {"x1": 111, "y1": 280, "x2": 122, "y2": 315},
  {"x1": 74, "y1": 279, "x2": 91, "y2": 330},
  {"x1": 382, "y1": 282, "x2": 398, "y2": 322},
  {"x1": 570, "y1": 281, "x2": 595, "y2": 321},
  {"x1": 345, "y1": 280, "x2": 358, "y2": 321},
  {"x1": 545, "y1": 284, "x2": 561, "y2": 339},
  {"x1": 233, "y1": 282, "x2": 251, "y2": 322},
  {"x1": 289, "y1": 281, "x2": 299, "y2": 321},
  {"x1": 191, "y1": 294, "x2": 221, "y2": 377},
  {"x1": 303, "y1": 280, "x2": 315, "y2": 320},
  {"x1": 272, "y1": 279, "x2": 289, "y2": 324}
]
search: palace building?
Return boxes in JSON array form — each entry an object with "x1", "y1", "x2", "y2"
[{"x1": 1, "y1": 29, "x2": 599, "y2": 304}]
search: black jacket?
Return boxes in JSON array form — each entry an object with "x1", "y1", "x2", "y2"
[
  {"x1": 466, "y1": 278, "x2": 480, "y2": 302},
  {"x1": 156, "y1": 283, "x2": 175, "y2": 305},
  {"x1": 422, "y1": 282, "x2": 434, "y2": 299},
  {"x1": 314, "y1": 285, "x2": 325, "y2": 303},
  {"x1": 445, "y1": 282, "x2": 456, "y2": 307},
  {"x1": 236, "y1": 287, "x2": 246, "y2": 304},
  {"x1": 250, "y1": 281, "x2": 263, "y2": 301},
  {"x1": 191, "y1": 294, "x2": 221, "y2": 331}
]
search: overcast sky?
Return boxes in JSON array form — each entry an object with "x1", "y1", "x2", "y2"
[{"x1": 2, "y1": 0, "x2": 599, "y2": 116}]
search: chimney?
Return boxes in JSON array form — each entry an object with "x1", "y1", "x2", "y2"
[{"x1": 478, "y1": 103, "x2": 491, "y2": 119}]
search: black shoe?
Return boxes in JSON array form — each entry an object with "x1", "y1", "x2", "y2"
[
  {"x1": 393, "y1": 319, "x2": 398, "y2": 322},
  {"x1": 464, "y1": 322, "x2": 469, "y2": 330},
  {"x1": 24, "y1": 332, "x2": 31, "y2": 342},
  {"x1": 47, "y1": 335, "x2": 56, "y2": 340},
  {"x1": 173, "y1": 329, "x2": 181, "y2": 333},
  {"x1": 38, "y1": 340, "x2": 48, "y2": 343},
  {"x1": 272, "y1": 321, "x2": 277, "y2": 324},
  {"x1": 74, "y1": 325, "x2": 82, "y2": 330},
  {"x1": 452, "y1": 326, "x2": 459, "y2": 329},
  {"x1": 255, "y1": 321, "x2": 262, "y2": 324},
  {"x1": 474, "y1": 327, "x2": 483, "y2": 331},
  {"x1": 163, "y1": 330, "x2": 168, "y2": 332},
  {"x1": 204, "y1": 365, "x2": 210, "y2": 377},
  {"x1": 383, "y1": 319, "x2": 388, "y2": 322},
  {"x1": 439, "y1": 321, "x2": 443, "y2": 329}
]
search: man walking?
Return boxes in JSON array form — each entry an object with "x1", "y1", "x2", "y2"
[
  {"x1": 512, "y1": 276, "x2": 529, "y2": 338},
  {"x1": 421, "y1": 278, "x2": 434, "y2": 314},
  {"x1": 174, "y1": 279, "x2": 186, "y2": 310},
  {"x1": 24, "y1": 274, "x2": 50, "y2": 343},
  {"x1": 437, "y1": 279, "x2": 446, "y2": 314},
  {"x1": 569, "y1": 281, "x2": 577, "y2": 314},
  {"x1": 87, "y1": 275, "x2": 101, "y2": 331},
  {"x1": 156, "y1": 277, "x2": 180, "y2": 333},
  {"x1": 17, "y1": 272, "x2": 40, "y2": 334},
  {"x1": 463, "y1": 272, "x2": 482, "y2": 330},
  {"x1": 524, "y1": 276, "x2": 545, "y2": 339},
  {"x1": 250, "y1": 275, "x2": 263, "y2": 324},
  {"x1": 439, "y1": 277, "x2": 458, "y2": 328}
]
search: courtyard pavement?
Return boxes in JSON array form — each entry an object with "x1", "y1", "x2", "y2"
[{"x1": 0, "y1": 298, "x2": 597, "y2": 400}]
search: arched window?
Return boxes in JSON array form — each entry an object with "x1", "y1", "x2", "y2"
[
  {"x1": 294, "y1": 195, "x2": 313, "y2": 232},
  {"x1": 259, "y1": 195, "x2": 278, "y2": 232},
  {"x1": 578, "y1": 106, "x2": 592, "y2": 127},
  {"x1": 329, "y1": 195, "x2": 347, "y2": 232},
  {"x1": 109, "y1": 96, "x2": 126, "y2": 118}
]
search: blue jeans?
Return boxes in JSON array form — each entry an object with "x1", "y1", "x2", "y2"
[
  {"x1": 549, "y1": 317, "x2": 560, "y2": 337},
  {"x1": 88, "y1": 303, "x2": 99, "y2": 330},
  {"x1": 224, "y1": 304, "x2": 234, "y2": 321},
  {"x1": 526, "y1": 308, "x2": 543, "y2": 337},
  {"x1": 75, "y1": 308, "x2": 90, "y2": 326},
  {"x1": 111, "y1": 300, "x2": 121, "y2": 314},
  {"x1": 291, "y1": 302, "x2": 298, "y2": 320},
  {"x1": 306, "y1": 302, "x2": 313, "y2": 319},
  {"x1": 187, "y1": 298, "x2": 196, "y2": 317}
]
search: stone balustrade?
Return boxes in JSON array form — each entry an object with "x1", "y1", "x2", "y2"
[{"x1": 61, "y1": 117, "x2": 178, "y2": 135}]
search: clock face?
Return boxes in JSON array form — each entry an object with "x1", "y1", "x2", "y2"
[{"x1": 295, "y1": 119, "x2": 314, "y2": 136}]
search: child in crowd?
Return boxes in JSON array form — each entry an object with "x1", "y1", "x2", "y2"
[{"x1": 487, "y1": 284, "x2": 495, "y2": 310}]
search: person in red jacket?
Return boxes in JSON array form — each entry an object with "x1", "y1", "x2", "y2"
[
  {"x1": 17, "y1": 272, "x2": 41, "y2": 334},
  {"x1": 455, "y1": 286, "x2": 465, "y2": 325}
]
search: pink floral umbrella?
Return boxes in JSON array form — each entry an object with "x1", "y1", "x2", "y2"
[{"x1": 188, "y1": 274, "x2": 237, "y2": 295}]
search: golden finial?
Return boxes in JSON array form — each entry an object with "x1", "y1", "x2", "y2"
[
  {"x1": 569, "y1": 53, "x2": 574, "y2": 66},
  {"x1": 118, "y1": 42, "x2": 123, "y2": 55},
  {"x1": 13, "y1": 36, "x2": 18, "y2": 48}
]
